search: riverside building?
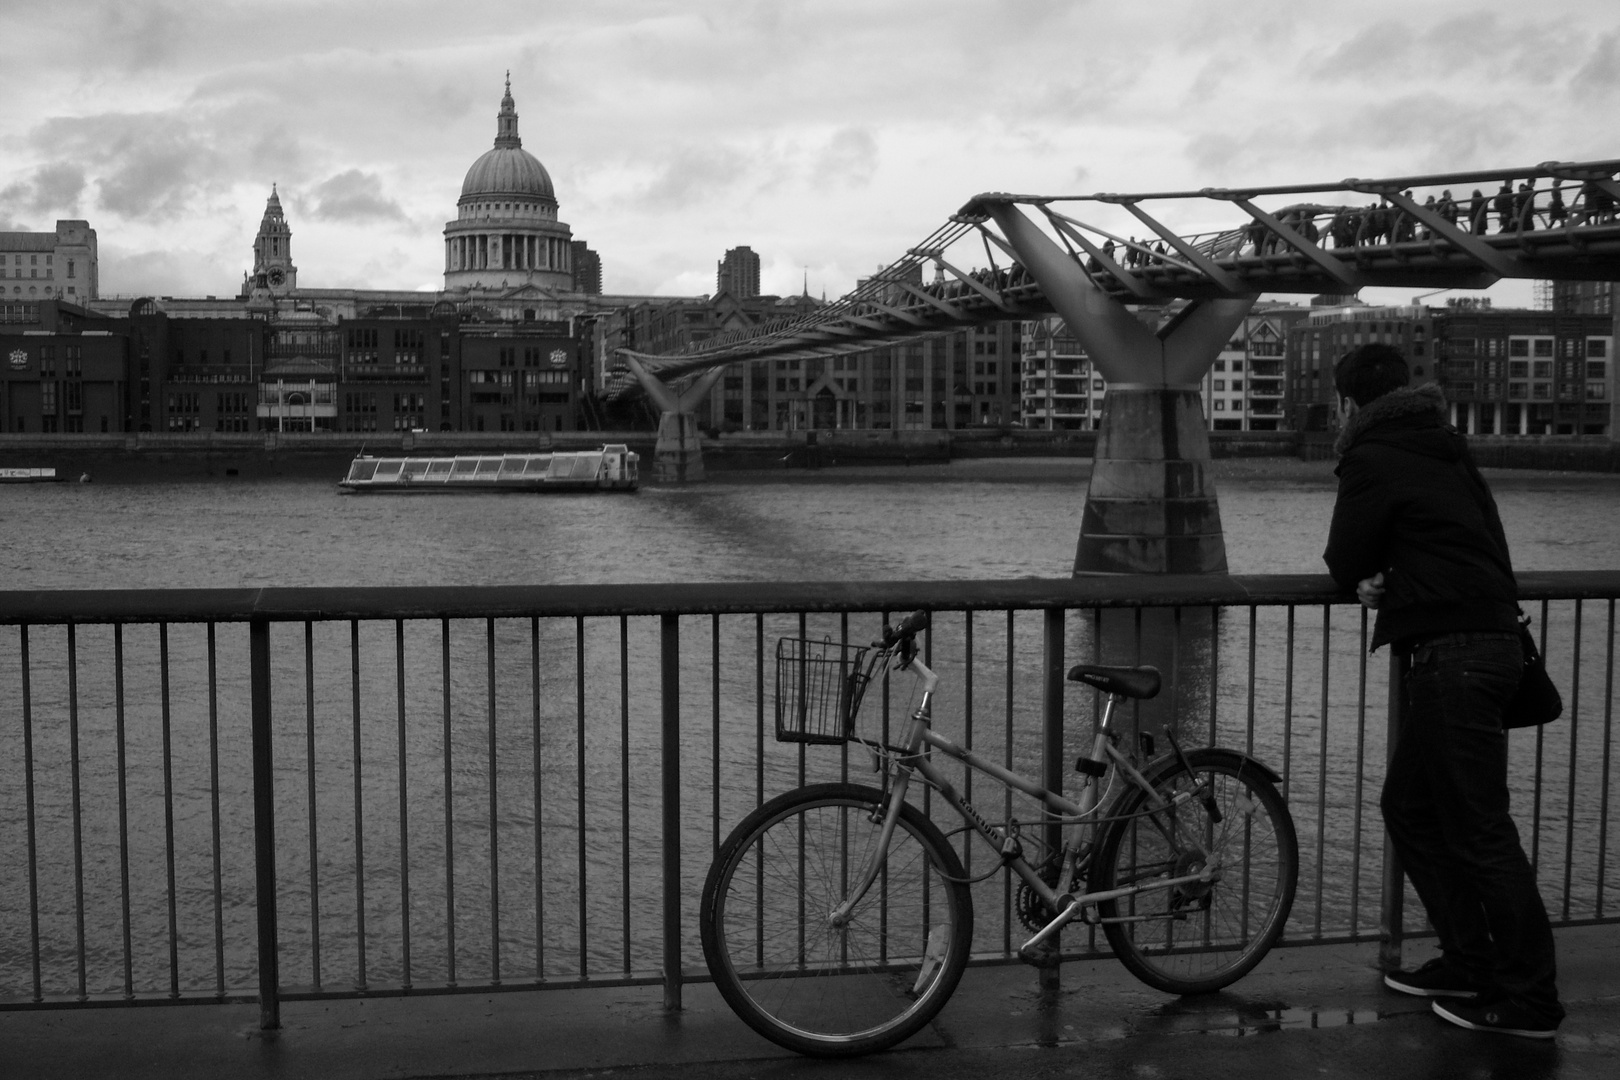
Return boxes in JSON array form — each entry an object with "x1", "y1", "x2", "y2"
[
  {"x1": 1286, "y1": 303, "x2": 1615, "y2": 436},
  {"x1": 0, "y1": 220, "x2": 98, "y2": 302},
  {"x1": 1019, "y1": 306, "x2": 1305, "y2": 432}
]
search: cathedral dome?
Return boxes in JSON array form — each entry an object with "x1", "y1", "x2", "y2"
[
  {"x1": 458, "y1": 77, "x2": 555, "y2": 203},
  {"x1": 461, "y1": 146, "x2": 554, "y2": 200}
]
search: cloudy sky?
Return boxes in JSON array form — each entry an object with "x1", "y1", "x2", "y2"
[{"x1": 3, "y1": 0, "x2": 1618, "y2": 307}]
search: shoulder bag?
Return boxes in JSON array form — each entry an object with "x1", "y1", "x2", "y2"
[{"x1": 1503, "y1": 612, "x2": 1563, "y2": 730}]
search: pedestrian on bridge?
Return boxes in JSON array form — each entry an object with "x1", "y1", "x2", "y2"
[
  {"x1": 1468, "y1": 189, "x2": 1489, "y2": 235},
  {"x1": 1545, "y1": 184, "x2": 1567, "y2": 228},
  {"x1": 1436, "y1": 190, "x2": 1459, "y2": 228},
  {"x1": 1324, "y1": 344, "x2": 1563, "y2": 1041},
  {"x1": 1494, "y1": 182, "x2": 1516, "y2": 232}
]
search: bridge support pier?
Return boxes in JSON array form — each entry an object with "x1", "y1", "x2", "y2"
[
  {"x1": 653, "y1": 410, "x2": 707, "y2": 483},
  {"x1": 983, "y1": 200, "x2": 1255, "y2": 575},
  {"x1": 623, "y1": 356, "x2": 727, "y2": 484}
]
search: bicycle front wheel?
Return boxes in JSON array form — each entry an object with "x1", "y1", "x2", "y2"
[
  {"x1": 1092, "y1": 748, "x2": 1297, "y2": 995},
  {"x1": 699, "y1": 782, "x2": 973, "y2": 1057}
]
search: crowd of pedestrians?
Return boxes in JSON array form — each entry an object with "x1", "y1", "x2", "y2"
[{"x1": 1235, "y1": 177, "x2": 1618, "y2": 257}]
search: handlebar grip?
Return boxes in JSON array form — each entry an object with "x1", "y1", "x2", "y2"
[{"x1": 880, "y1": 610, "x2": 930, "y2": 648}]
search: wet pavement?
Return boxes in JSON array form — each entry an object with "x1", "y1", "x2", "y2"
[{"x1": 2, "y1": 925, "x2": 1616, "y2": 1080}]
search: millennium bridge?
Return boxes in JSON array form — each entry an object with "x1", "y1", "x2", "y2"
[{"x1": 2, "y1": 161, "x2": 1619, "y2": 1038}]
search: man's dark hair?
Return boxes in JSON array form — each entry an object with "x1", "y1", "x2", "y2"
[{"x1": 1334, "y1": 343, "x2": 1410, "y2": 406}]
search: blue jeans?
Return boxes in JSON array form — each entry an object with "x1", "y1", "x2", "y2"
[{"x1": 1382, "y1": 631, "x2": 1563, "y2": 1022}]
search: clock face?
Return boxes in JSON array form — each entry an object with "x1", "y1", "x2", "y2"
[
  {"x1": 268, "y1": 268, "x2": 286, "y2": 286},
  {"x1": 7, "y1": 349, "x2": 27, "y2": 370},
  {"x1": 549, "y1": 349, "x2": 568, "y2": 367}
]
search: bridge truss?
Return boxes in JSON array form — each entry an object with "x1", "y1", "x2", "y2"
[{"x1": 614, "y1": 158, "x2": 1620, "y2": 391}]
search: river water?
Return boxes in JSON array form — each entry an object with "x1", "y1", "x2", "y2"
[
  {"x1": 2, "y1": 458, "x2": 1617, "y2": 1000},
  {"x1": 4, "y1": 457, "x2": 1618, "y2": 587}
]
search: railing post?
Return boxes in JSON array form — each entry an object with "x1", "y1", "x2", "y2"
[
  {"x1": 249, "y1": 617, "x2": 281, "y2": 1029},
  {"x1": 1378, "y1": 649, "x2": 1408, "y2": 972},
  {"x1": 1040, "y1": 607, "x2": 1066, "y2": 993},
  {"x1": 661, "y1": 613, "x2": 683, "y2": 1010}
]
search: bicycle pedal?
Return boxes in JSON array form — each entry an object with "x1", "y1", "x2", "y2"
[{"x1": 1016, "y1": 941, "x2": 1063, "y2": 969}]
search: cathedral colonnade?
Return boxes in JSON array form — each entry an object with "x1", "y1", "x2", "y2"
[{"x1": 444, "y1": 234, "x2": 572, "y2": 274}]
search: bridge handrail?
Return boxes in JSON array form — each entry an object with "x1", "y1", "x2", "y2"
[{"x1": 3, "y1": 570, "x2": 1617, "y2": 624}]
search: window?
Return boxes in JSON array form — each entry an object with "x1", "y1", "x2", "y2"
[
  {"x1": 1588, "y1": 382, "x2": 1608, "y2": 399},
  {"x1": 1533, "y1": 339, "x2": 1554, "y2": 358},
  {"x1": 1231, "y1": 379, "x2": 1243, "y2": 392},
  {"x1": 1588, "y1": 361, "x2": 1608, "y2": 379},
  {"x1": 1509, "y1": 339, "x2": 1529, "y2": 357},
  {"x1": 1213, "y1": 380, "x2": 1225, "y2": 391},
  {"x1": 1588, "y1": 339, "x2": 1609, "y2": 358},
  {"x1": 1509, "y1": 361, "x2": 1528, "y2": 378},
  {"x1": 1533, "y1": 361, "x2": 1552, "y2": 379},
  {"x1": 1213, "y1": 400, "x2": 1225, "y2": 411},
  {"x1": 1213, "y1": 360, "x2": 1226, "y2": 372},
  {"x1": 1508, "y1": 382, "x2": 1527, "y2": 399}
]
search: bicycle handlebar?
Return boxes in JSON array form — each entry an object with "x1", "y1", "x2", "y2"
[{"x1": 878, "y1": 610, "x2": 930, "y2": 650}]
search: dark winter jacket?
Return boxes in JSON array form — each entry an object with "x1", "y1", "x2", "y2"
[{"x1": 1323, "y1": 384, "x2": 1519, "y2": 651}]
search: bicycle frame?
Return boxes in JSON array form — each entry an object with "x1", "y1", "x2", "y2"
[{"x1": 830, "y1": 652, "x2": 1220, "y2": 956}]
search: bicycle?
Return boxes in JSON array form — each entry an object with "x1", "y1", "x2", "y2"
[{"x1": 698, "y1": 611, "x2": 1298, "y2": 1057}]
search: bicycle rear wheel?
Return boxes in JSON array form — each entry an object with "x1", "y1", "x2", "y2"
[
  {"x1": 1092, "y1": 748, "x2": 1297, "y2": 995},
  {"x1": 699, "y1": 782, "x2": 973, "y2": 1057}
]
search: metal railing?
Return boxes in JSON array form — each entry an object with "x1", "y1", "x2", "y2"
[{"x1": 1, "y1": 573, "x2": 1615, "y2": 1029}]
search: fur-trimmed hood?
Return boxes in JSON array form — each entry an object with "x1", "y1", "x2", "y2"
[{"x1": 1333, "y1": 382, "x2": 1451, "y2": 457}]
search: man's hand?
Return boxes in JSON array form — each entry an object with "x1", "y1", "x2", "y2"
[{"x1": 1357, "y1": 572, "x2": 1386, "y2": 610}]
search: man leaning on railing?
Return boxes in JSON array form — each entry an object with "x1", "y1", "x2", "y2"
[{"x1": 1323, "y1": 343, "x2": 1563, "y2": 1041}]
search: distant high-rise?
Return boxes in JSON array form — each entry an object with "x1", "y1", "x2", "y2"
[
  {"x1": 717, "y1": 246, "x2": 761, "y2": 299},
  {"x1": 571, "y1": 241, "x2": 601, "y2": 294}
]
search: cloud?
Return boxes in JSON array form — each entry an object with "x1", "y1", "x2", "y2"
[
  {"x1": 630, "y1": 145, "x2": 750, "y2": 211},
  {"x1": 1312, "y1": 21, "x2": 1413, "y2": 78},
  {"x1": 1572, "y1": 31, "x2": 1620, "y2": 92},
  {"x1": 306, "y1": 170, "x2": 409, "y2": 223},
  {"x1": 90, "y1": 2, "x2": 188, "y2": 74},
  {"x1": 815, "y1": 128, "x2": 878, "y2": 188},
  {"x1": 26, "y1": 112, "x2": 223, "y2": 220},
  {"x1": 0, "y1": 162, "x2": 87, "y2": 217}
]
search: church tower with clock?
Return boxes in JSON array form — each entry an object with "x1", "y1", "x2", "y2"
[{"x1": 247, "y1": 185, "x2": 298, "y2": 295}]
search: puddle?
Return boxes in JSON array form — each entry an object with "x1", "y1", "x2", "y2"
[{"x1": 1154, "y1": 1006, "x2": 1389, "y2": 1037}]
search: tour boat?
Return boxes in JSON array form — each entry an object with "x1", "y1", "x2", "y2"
[
  {"x1": 0, "y1": 467, "x2": 61, "y2": 483},
  {"x1": 338, "y1": 444, "x2": 639, "y2": 493}
]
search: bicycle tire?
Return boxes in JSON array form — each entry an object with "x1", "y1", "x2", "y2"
[
  {"x1": 1092, "y1": 748, "x2": 1297, "y2": 995},
  {"x1": 699, "y1": 782, "x2": 973, "y2": 1057}
]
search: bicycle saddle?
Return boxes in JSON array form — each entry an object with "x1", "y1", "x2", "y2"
[{"x1": 1066, "y1": 664, "x2": 1161, "y2": 699}]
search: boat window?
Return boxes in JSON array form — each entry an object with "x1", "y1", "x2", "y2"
[
  {"x1": 475, "y1": 458, "x2": 502, "y2": 474},
  {"x1": 426, "y1": 460, "x2": 454, "y2": 476},
  {"x1": 374, "y1": 460, "x2": 403, "y2": 477},
  {"x1": 346, "y1": 460, "x2": 379, "y2": 481},
  {"x1": 451, "y1": 459, "x2": 478, "y2": 474},
  {"x1": 573, "y1": 454, "x2": 603, "y2": 478},
  {"x1": 402, "y1": 459, "x2": 431, "y2": 478},
  {"x1": 524, "y1": 456, "x2": 552, "y2": 475},
  {"x1": 498, "y1": 457, "x2": 526, "y2": 474}
]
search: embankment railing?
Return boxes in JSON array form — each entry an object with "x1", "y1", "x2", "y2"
[{"x1": 2, "y1": 573, "x2": 1616, "y2": 1029}]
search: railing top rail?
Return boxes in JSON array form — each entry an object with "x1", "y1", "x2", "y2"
[{"x1": 1, "y1": 571, "x2": 1616, "y2": 625}]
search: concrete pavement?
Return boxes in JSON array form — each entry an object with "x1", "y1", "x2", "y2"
[{"x1": 3, "y1": 925, "x2": 1616, "y2": 1080}]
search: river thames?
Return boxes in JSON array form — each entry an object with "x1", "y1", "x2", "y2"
[{"x1": 4, "y1": 457, "x2": 1619, "y2": 588}]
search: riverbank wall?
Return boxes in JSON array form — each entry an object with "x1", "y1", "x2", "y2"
[{"x1": 1, "y1": 428, "x2": 1616, "y2": 482}]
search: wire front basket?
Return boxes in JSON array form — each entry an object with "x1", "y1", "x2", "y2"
[{"x1": 774, "y1": 637, "x2": 877, "y2": 744}]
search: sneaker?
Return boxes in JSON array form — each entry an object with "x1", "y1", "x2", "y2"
[
  {"x1": 1432, "y1": 996, "x2": 1558, "y2": 1040},
  {"x1": 1383, "y1": 957, "x2": 1487, "y2": 998}
]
